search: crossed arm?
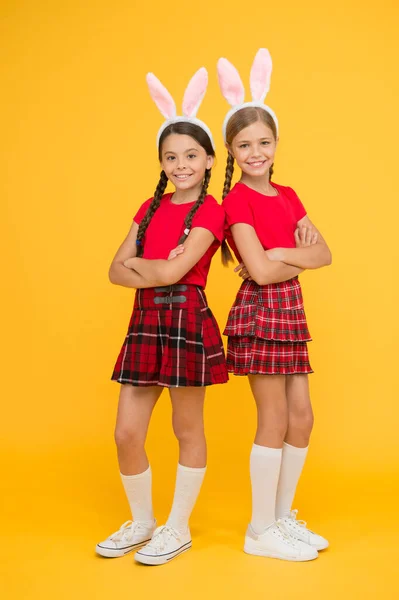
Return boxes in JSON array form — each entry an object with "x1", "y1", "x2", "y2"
[
  {"x1": 231, "y1": 216, "x2": 332, "y2": 286},
  {"x1": 108, "y1": 222, "x2": 156, "y2": 288},
  {"x1": 109, "y1": 221, "x2": 215, "y2": 289},
  {"x1": 267, "y1": 216, "x2": 332, "y2": 270},
  {"x1": 109, "y1": 214, "x2": 331, "y2": 290}
]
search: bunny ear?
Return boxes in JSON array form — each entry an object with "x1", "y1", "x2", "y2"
[
  {"x1": 182, "y1": 67, "x2": 208, "y2": 118},
  {"x1": 146, "y1": 73, "x2": 177, "y2": 119},
  {"x1": 217, "y1": 58, "x2": 245, "y2": 107},
  {"x1": 250, "y1": 48, "x2": 272, "y2": 103}
]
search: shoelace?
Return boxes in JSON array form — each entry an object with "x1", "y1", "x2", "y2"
[
  {"x1": 289, "y1": 509, "x2": 307, "y2": 528},
  {"x1": 275, "y1": 520, "x2": 298, "y2": 547},
  {"x1": 276, "y1": 519, "x2": 299, "y2": 548},
  {"x1": 110, "y1": 520, "x2": 143, "y2": 542},
  {"x1": 146, "y1": 525, "x2": 180, "y2": 552}
]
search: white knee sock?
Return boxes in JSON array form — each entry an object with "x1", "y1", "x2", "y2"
[
  {"x1": 275, "y1": 442, "x2": 309, "y2": 519},
  {"x1": 250, "y1": 444, "x2": 282, "y2": 534},
  {"x1": 166, "y1": 463, "x2": 206, "y2": 534},
  {"x1": 120, "y1": 466, "x2": 154, "y2": 526}
]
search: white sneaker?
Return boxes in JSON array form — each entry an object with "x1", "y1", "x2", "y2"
[
  {"x1": 279, "y1": 509, "x2": 329, "y2": 551},
  {"x1": 244, "y1": 520, "x2": 318, "y2": 562},
  {"x1": 134, "y1": 525, "x2": 192, "y2": 565},
  {"x1": 96, "y1": 520, "x2": 156, "y2": 558}
]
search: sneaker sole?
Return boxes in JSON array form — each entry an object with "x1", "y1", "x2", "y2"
[
  {"x1": 289, "y1": 533, "x2": 329, "y2": 551},
  {"x1": 313, "y1": 540, "x2": 329, "y2": 551},
  {"x1": 95, "y1": 538, "x2": 152, "y2": 558},
  {"x1": 244, "y1": 540, "x2": 318, "y2": 562},
  {"x1": 134, "y1": 541, "x2": 192, "y2": 565}
]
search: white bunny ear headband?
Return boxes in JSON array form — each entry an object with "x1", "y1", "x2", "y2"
[
  {"x1": 217, "y1": 48, "x2": 279, "y2": 142},
  {"x1": 146, "y1": 67, "x2": 215, "y2": 150}
]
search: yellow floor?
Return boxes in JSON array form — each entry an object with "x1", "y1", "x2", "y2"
[{"x1": 2, "y1": 467, "x2": 397, "y2": 600}]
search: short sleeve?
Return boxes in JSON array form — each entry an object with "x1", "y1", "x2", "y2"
[
  {"x1": 222, "y1": 189, "x2": 254, "y2": 228},
  {"x1": 192, "y1": 197, "x2": 225, "y2": 242},
  {"x1": 133, "y1": 198, "x2": 153, "y2": 225},
  {"x1": 286, "y1": 187, "x2": 307, "y2": 222}
]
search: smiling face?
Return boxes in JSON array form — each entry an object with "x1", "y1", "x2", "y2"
[
  {"x1": 160, "y1": 133, "x2": 214, "y2": 192},
  {"x1": 225, "y1": 107, "x2": 278, "y2": 182},
  {"x1": 230, "y1": 120, "x2": 277, "y2": 179}
]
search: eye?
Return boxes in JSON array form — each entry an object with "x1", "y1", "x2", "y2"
[
  {"x1": 261, "y1": 141, "x2": 270, "y2": 146},
  {"x1": 239, "y1": 144, "x2": 249, "y2": 149},
  {"x1": 166, "y1": 156, "x2": 175, "y2": 161},
  {"x1": 187, "y1": 154, "x2": 197, "y2": 159}
]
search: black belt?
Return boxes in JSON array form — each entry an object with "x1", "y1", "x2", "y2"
[{"x1": 153, "y1": 284, "x2": 188, "y2": 305}]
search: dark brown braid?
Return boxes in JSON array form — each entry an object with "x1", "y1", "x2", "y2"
[
  {"x1": 219, "y1": 153, "x2": 235, "y2": 265},
  {"x1": 175, "y1": 168, "x2": 233, "y2": 266},
  {"x1": 221, "y1": 240, "x2": 234, "y2": 265},
  {"x1": 269, "y1": 163, "x2": 274, "y2": 180},
  {"x1": 177, "y1": 169, "x2": 211, "y2": 245},
  {"x1": 222, "y1": 152, "x2": 235, "y2": 200},
  {"x1": 136, "y1": 170, "x2": 168, "y2": 257}
]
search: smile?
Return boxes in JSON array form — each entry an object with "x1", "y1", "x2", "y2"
[
  {"x1": 173, "y1": 174, "x2": 192, "y2": 180},
  {"x1": 247, "y1": 160, "x2": 266, "y2": 168}
]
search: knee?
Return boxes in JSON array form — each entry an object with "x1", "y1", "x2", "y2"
[
  {"x1": 257, "y1": 407, "x2": 288, "y2": 443},
  {"x1": 114, "y1": 425, "x2": 145, "y2": 451},
  {"x1": 288, "y1": 407, "x2": 314, "y2": 437},
  {"x1": 258, "y1": 419, "x2": 288, "y2": 441},
  {"x1": 172, "y1": 418, "x2": 204, "y2": 445}
]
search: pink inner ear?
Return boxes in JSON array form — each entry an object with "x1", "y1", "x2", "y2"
[
  {"x1": 250, "y1": 48, "x2": 272, "y2": 103},
  {"x1": 217, "y1": 58, "x2": 245, "y2": 106},
  {"x1": 146, "y1": 73, "x2": 176, "y2": 119},
  {"x1": 182, "y1": 67, "x2": 208, "y2": 118}
]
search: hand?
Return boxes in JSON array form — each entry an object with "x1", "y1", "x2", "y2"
[
  {"x1": 234, "y1": 262, "x2": 252, "y2": 280},
  {"x1": 295, "y1": 226, "x2": 318, "y2": 248},
  {"x1": 123, "y1": 257, "x2": 136, "y2": 269},
  {"x1": 167, "y1": 245, "x2": 185, "y2": 260}
]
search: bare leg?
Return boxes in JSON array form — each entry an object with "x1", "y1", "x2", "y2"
[
  {"x1": 248, "y1": 374, "x2": 288, "y2": 448},
  {"x1": 285, "y1": 375, "x2": 314, "y2": 447},
  {"x1": 114, "y1": 384, "x2": 162, "y2": 475},
  {"x1": 169, "y1": 387, "x2": 206, "y2": 468}
]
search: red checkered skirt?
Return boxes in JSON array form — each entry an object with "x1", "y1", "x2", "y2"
[
  {"x1": 112, "y1": 285, "x2": 228, "y2": 387},
  {"x1": 224, "y1": 278, "x2": 313, "y2": 376}
]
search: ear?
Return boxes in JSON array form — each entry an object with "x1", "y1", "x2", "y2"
[
  {"x1": 250, "y1": 48, "x2": 272, "y2": 103},
  {"x1": 182, "y1": 67, "x2": 208, "y2": 118},
  {"x1": 217, "y1": 58, "x2": 245, "y2": 106},
  {"x1": 146, "y1": 73, "x2": 177, "y2": 119},
  {"x1": 206, "y1": 155, "x2": 215, "y2": 170}
]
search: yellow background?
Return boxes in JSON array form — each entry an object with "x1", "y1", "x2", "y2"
[{"x1": 1, "y1": 0, "x2": 398, "y2": 598}]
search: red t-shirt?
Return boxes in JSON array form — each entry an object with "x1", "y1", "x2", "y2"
[
  {"x1": 223, "y1": 182, "x2": 307, "y2": 262},
  {"x1": 134, "y1": 193, "x2": 225, "y2": 288}
]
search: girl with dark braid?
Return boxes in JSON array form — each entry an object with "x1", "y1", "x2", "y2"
[
  {"x1": 96, "y1": 69, "x2": 228, "y2": 566},
  {"x1": 218, "y1": 50, "x2": 332, "y2": 561}
]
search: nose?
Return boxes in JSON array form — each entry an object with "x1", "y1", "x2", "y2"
[
  {"x1": 251, "y1": 146, "x2": 262, "y2": 158},
  {"x1": 176, "y1": 161, "x2": 187, "y2": 170}
]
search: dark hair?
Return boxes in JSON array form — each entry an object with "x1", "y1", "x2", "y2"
[{"x1": 222, "y1": 107, "x2": 277, "y2": 200}]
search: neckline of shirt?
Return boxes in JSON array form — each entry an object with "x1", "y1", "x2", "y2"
[
  {"x1": 168, "y1": 192, "x2": 198, "y2": 206},
  {"x1": 237, "y1": 181, "x2": 280, "y2": 198}
]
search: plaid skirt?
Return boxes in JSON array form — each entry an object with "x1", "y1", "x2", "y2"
[
  {"x1": 224, "y1": 278, "x2": 313, "y2": 376},
  {"x1": 112, "y1": 284, "x2": 228, "y2": 388}
]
